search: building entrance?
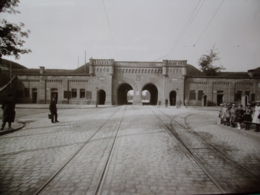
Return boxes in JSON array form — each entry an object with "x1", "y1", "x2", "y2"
[
  {"x1": 169, "y1": 91, "x2": 177, "y2": 106},
  {"x1": 32, "y1": 88, "x2": 37, "y2": 103},
  {"x1": 98, "y1": 90, "x2": 106, "y2": 105}
]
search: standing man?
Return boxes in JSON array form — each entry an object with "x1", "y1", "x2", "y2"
[
  {"x1": 185, "y1": 99, "x2": 189, "y2": 108},
  {"x1": 49, "y1": 98, "x2": 59, "y2": 123},
  {"x1": 1, "y1": 94, "x2": 16, "y2": 130},
  {"x1": 165, "y1": 98, "x2": 168, "y2": 107},
  {"x1": 252, "y1": 101, "x2": 260, "y2": 132}
]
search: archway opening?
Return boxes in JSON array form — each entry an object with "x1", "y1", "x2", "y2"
[
  {"x1": 118, "y1": 83, "x2": 133, "y2": 105},
  {"x1": 98, "y1": 90, "x2": 106, "y2": 105},
  {"x1": 142, "y1": 90, "x2": 151, "y2": 104},
  {"x1": 142, "y1": 84, "x2": 158, "y2": 105},
  {"x1": 127, "y1": 90, "x2": 134, "y2": 104},
  {"x1": 170, "y1": 91, "x2": 177, "y2": 106}
]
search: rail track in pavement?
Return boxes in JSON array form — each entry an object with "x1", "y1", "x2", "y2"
[
  {"x1": 149, "y1": 106, "x2": 260, "y2": 194},
  {"x1": 34, "y1": 105, "x2": 127, "y2": 195}
]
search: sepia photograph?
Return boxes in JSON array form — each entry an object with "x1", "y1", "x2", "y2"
[{"x1": 0, "y1": 0, "x2": 260, "y2": 194}]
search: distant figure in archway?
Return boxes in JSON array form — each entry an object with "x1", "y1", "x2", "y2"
[
  {"x1": 157, "y1": 100, "x2": 161, "y2": 108},
  {"x1": 165, "y1": 98, "x2": 168, "y2": 107}
]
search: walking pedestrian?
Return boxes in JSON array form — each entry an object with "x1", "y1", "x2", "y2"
[
  {"x1": 1, "y1": 94, "x2": 16, "y2": 130},
  {"x1": 49, "y1": 98, "x2": 59, "y2": 123},
  {"x1": 230, "y1": 104, "x2": 236, "y2": 127},
  {"x1": 185, "y1": 99, "x2": 189, "y2": 108},
  {"x1": 165, "y1": 98, "x2": 168, "y2": 107},
  {"x1": 243, "y1": 104, "x2": 253, "y2": 130},
  {"x1": 235, "y1": 104, "x2": 244, "y2": 130},
  {"x1": 178, "y1": 99, "x2": 182, "y2": 108},
  {"x1": 252, "y1": 101, "x2": 260, "y2": 132}
]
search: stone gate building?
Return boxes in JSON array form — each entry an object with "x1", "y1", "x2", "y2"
[{"x1": 1, "y1": 58, "x2": 260, "y2": 106}]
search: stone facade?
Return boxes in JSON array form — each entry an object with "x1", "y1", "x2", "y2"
[{"x1": 1, "y1": 58, "x2": 259, "y2": 106}]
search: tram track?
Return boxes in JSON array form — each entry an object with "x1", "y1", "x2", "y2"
[
  {"x1": 149, "y1": 106, "x2": 260, "y2": 194},
  {"x1": 33, "y1": 106, "x2": 127, "y2": 195}
]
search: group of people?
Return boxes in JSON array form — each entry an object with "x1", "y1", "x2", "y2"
[
  {"x1": 219, "y1": 101, "x2": 260, "y2": 132},
  {"x1": 157, "y1": 98, "x2": 189, "y2": 108}
]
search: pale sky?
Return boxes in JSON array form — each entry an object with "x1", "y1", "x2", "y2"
[{"x1": 1, "y1": 0, "x2": 260, "y2": 72}]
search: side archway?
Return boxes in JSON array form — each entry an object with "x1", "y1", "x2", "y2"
[{"x1": 142, "y1": 83, "x2": 158, "y2": 105}]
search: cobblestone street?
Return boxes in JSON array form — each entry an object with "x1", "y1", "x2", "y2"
[{"x1": 0, "y1": 105, "x2": 260, "y2": 195}]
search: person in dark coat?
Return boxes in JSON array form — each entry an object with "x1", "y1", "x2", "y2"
[
  {"x1": 49, "y1": 98, "x2": 59, "y2": 123},
  {"x1": 235, "y1": 104, "x2": 244, "y2": 129},
  {"x1": 243, "y1": 104, "x2": 253, "y2": 130},
  {"x1": 230, "y1": 104, "x2": 236, "y2": 127},
  {"x1": 1, "y1": 94, "x2": 16, "y2": 130}
]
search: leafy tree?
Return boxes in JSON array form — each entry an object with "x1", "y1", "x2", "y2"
[
  {"x1": 198, "y1": 45, "x2": 225, "y2": 76},
  {"x1": 0, "y1": 0, "x2": 31, "y2": 61}
]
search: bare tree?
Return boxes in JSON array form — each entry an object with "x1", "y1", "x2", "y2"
[{"x1": 198, "y1": 45, "x2": 225, "y2": 76}]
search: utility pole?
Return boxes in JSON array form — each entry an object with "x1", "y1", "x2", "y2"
[{"x1": 10, "y1": 61, "x2": 12, "y2": 93}]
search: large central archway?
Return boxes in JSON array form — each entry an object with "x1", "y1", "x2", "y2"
[
  {"x1": 142, "y1": 83, "x2": 158, "y2": 105},
  {"x1": 118, "y1": 83, "x2": 133, "y2": 105}
]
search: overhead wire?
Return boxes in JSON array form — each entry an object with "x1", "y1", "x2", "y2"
[
  {"x1": 153, "y1": 0, "x2": 204, "y2": 61},
  {"x1": 106, "y1": 0, "x2": 170, "y2": 37},
  {"x1": 102, "y1": 0, "x2": 118, "y2": 58},
  {"x1": 167, "y1": 0, "x2": 205, "y2": 58},
  {"x1": 194, "y1": 0, "x2": 225, "y2": 46}
]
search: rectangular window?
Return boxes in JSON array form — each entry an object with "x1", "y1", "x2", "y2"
[
  {"x1": 86, "y1": 91, "x2": 92, "y2": 99},
  {"x1": 80, "y1": 89, "x2": 85, "y2": 98},
  {"x1": 24, "y1": 88, "x2": 30, "y2": 97},
  {"x1": 71, "y1": 89, "x2": 77, "y2": 98},
  {"x1": 64, "y1": 91, "x2": 71, "y2": 99},
  {"x1": 189, "y1": 90, "x2": 196, "y2": 100},
  {"x1": 198, "y1": 90, "x2": 203, "y2": 101},
  {"x1": 235, "y1": 91, "x2": 242, "y2": 101}
]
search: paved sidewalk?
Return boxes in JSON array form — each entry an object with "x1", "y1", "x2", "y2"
[{"x1": 0, "y1": 121, "x2": 25, "y2": 135}]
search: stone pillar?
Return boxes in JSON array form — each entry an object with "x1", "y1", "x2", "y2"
[
  {"x1": 133, "y1": 90, "x2": 142, "y2": 105},
  {"x1": 105, "y1": 75, "x2": 113, "y2": 105},
  {"x1": 105, "y1": 59, "x2": 114, "y2": 105}
]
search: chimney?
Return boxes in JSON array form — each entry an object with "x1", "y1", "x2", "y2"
[
  {"x1": 39, "y1": 66, "x2": 45, "y2": 74},
  {"x1": 248, "y1": 69, "x2": 254, "y2": 78}
]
